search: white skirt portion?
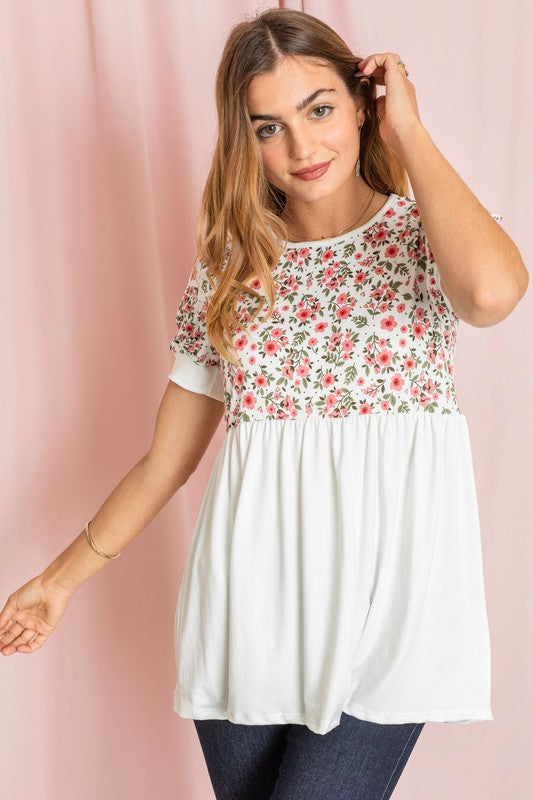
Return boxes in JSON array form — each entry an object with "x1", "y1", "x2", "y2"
[{"x1": 172, "y1": 412, "x2": 493, "y2": 735}]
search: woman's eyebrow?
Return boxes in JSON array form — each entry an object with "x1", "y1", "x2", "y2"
[{"x1": 249, "y1": 88, "x2": 336, "y2": 122}]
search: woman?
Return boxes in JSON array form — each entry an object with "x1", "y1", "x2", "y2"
[{"x1": 0, "y1": 7, "x2": 528, "y2": 799}]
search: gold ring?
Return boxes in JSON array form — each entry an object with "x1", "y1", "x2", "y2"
[{"x1": 397, "y1": 60, "x2": 409, "y2": 77}]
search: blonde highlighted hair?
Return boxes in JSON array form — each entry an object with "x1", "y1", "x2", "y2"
[{"x1": 194, "y1": 7, "x2": 410, "y2": 367}]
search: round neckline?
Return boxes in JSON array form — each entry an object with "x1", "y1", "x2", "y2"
[{"x1": 284, "y1": 192, "x2": 396, "y2": 249}]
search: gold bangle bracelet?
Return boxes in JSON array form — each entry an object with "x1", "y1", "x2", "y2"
[{"x1": 84, "y1": 520, "x2": 122, "y2": 560}]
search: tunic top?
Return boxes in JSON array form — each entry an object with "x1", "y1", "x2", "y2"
[{"x1": 167, "y1": 192, "x2": 501, "y2": 735}]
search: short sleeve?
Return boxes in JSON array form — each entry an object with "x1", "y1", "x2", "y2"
[
  {"x1": 168, "y1": 257, "x2": 224, "y2": 402},
  {"x1": 418, "y1": 206, "x2": 503, "y2": 319}
]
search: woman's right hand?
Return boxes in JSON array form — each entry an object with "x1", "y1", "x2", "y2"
[{"x1": 0, "y1": 574, "x2": 73, "y2": 655}]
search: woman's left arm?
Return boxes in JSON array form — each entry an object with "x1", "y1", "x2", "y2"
[
  {"x1": 397, "y1": 125, "x2": 529, "y2": 326},
  {"x1": 356, "y1": 51, "x2": 529, "y2": 327}
]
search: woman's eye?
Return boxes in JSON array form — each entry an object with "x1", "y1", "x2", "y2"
[
  {"x1": 258, "y1": 124, "x2": 281, "y2": 139},
  {"x1": 311, "y1": 105, "x2": 333, "y2": 119},
  {"x1": 257, "y1": 105, "x2": 334, "y2": 139}
]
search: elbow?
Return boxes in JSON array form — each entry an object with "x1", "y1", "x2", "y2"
[{"x1": 469, "y1": 275, "x2": 527, "y2": 327}]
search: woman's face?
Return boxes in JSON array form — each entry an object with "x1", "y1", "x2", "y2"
[{"x1": 246, "y1": 56, "x2": 366, "y2": 205}]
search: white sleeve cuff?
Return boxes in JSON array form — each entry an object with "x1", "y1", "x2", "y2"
[{"x1": 168, "y1": 351, "x2": 224, "y2": 402}]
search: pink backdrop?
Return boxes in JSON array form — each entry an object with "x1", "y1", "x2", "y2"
[{"x1": 1, "y1": 1, "x2": 531, "y2": 798}]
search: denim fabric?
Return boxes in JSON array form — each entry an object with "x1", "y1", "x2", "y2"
[{"x1": 193, "y1": 711, "x2": 425, "y2": 799}]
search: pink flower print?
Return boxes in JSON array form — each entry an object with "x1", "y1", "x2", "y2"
[
  {"x1": 336, "y1": 305, "x2": 351, "y2": 320},
  {"x1": 323, "y1": 373, "x2": 335, "y2": 388},
  {"x1": 384, "y1": 244, "x2": 399, "y2": 258},
  {"x1": 322, "y1": 249, "x2": 334, "y2": 262},
  {"x1": 329, "y1": 333, "x2": 343, "y2": 351},
  {"x1": 412, "y1": 322, "x2": 425, "y2": 338},
  {"x1": 255, "y1": 374, "x2": 267, "y2": 389},
  {"x1": 411, "y1": 386, "x2": 420, "y2": 398},
  {"x1": 380, "y1": 315, "x2": 397, "y2": 331},
  {"x1": 300, "y1": 247, "x2": 310, "y2": 258},
  {"x1": 282, "y1": 394, "x2": 295, "y2": 411},
  {"x1": 288, "y1": 249, "x2": 299, "y2": 262},
  {"x1": 399, "y1": 338, "x2": 407, "y2": 347},
  {"x1": 235, "y1": 369, "x2": 245, "y2": 387},
  {"x1": 341, "y1": 339, "x2": 354, "y2": 355},
  {"x1": 235, "y1": 334, "x2": 248, "y2": 350},
  {"x1": 271, "y1": 327, "x2": 284, "y2": 338},
  {"x1": 390, "y1": 374, "x2": 405, "y2": 391},
  {"x1": 281, "y1": 364, "x2": 294, "y2": 380},
  {"x1": 380, "y1": 400, "x2": 390, "y2": 410},
  {"x1": 355, "y1": 271, "x2": 366, "y2": 284},
  {"x1": 296, "y1": 364, "x2": 309, "y2": 378},
  {"x1": 264, "y1": 339, "x2": 280, "y2": 355},
  {"x1": 397, "y1": 227, "x2": 410, "y2": 241},
  {"x1": 266, "y1": 403, "x2": 276, "y2": 414},
  {"x1": 397, "y1": 302, "x2": 406, "y2": 313},
  {"x1": 296, "y1": 308, "x2": 312, "y2": 322},
  {"x1": 359, "y1": 403, "x2": 371, "y2": 414},
  {"x1": 377, "y1": 348, "x2": 393, "y2": 367},
  {"x1": 337, "y1": 292, "x2": 348, "y2": 304},
  {"x1": 374, "y1": 227, "x2": 388, "y2": 242},
  {"x1": 404, "y1": 356, "x2": 416, "y2": 370},
  {"x1": 308, "y1": 337, "x2": 318, "y2": 347},
  {"x1": 400, "y1": 325, "x2": 408, "y2": 333},
  {"x1": 325, "y1": 393, "x2": 338, "y2": 408},
  {"x1": 242, "y1": 392, "x2": 257, "y2": 409},
  {"x1": 324, "y1": 265, "x2": 336, "y2": 279},
  {"x1": 315, "y1": 321, "x2": 328, "y2": 332},
  {"x1": 375, "y1": 266, "x2": 385, "y2": 276},
  {"x1": 356, "y1": 377, "x2": 365, "y2": 386},
  {"x1": 415, "y1": 306, "x2": 425, "y2": 320}
]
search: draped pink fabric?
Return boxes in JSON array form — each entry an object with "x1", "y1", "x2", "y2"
[{"x1": 1, "y1": 1, "x2": 530, "y2": 798}]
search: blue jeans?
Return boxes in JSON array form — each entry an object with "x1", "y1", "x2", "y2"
[{"x1": 193, "y1": 712, "x2": 425, "y2": 800}]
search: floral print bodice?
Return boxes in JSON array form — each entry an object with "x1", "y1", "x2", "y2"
[{"x1": 169, "y1": 193, "x2": 499, "y2": 432}]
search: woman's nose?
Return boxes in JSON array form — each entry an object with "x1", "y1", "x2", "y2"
[{"x1": 288, "y1": 129, "x2": 315, "y2": 160}]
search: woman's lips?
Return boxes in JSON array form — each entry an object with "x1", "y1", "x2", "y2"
[{"x1": 291, "y1": 160, "x2": 332, "y2": 181}]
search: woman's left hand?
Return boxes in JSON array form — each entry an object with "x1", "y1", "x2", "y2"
[{"x1": 355, "y1": 52, "x2": 424, "y2": 156}]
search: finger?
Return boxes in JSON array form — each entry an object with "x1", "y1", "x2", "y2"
[
  {"x1": 8, "y1": 627, "x2": 38, "y2": 652},
  {"x1": 0, "y1": 620, "x2": 24, "y2": 647},
  {"x1": 1, "y1": 629, "x2": 35, "y2": 655},
  {"x1": 0, "y1": 618, "x2": 15, "y2": 638},
  {"x1": 16, "y1": 633, "x2": 47, "y2": 654},
  {"x1": 357, "y1": 53, "x2": 406, "y2": 76},
  {"x1": 0, "y1": 598, "x2": 17, "y2": 635}
]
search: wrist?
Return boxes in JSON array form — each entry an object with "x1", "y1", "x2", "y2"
[
  {"x1": 40, "y1": 529, "x2": 109, "y2": 596},
  {"x1": 394, "y1": 123, "x2": 431, "y2": 165}
]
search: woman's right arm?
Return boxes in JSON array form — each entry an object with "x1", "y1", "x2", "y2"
[{"x1": 0, "y1": 380, "x2": 225, "y2": 655}]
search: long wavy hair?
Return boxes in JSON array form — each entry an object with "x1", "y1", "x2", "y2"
[{"x1": 195, "y1": 7, "x2": 410, "y2": 367}]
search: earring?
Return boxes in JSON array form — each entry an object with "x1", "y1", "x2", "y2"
[{"x1": 355, "y1": 157, "x2": 360, "y2": 177}]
